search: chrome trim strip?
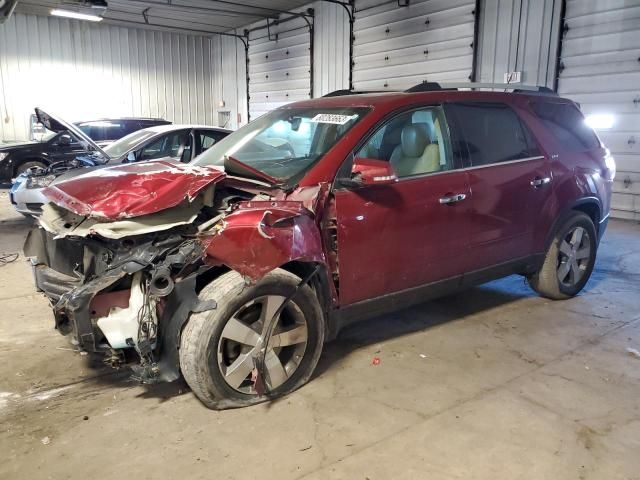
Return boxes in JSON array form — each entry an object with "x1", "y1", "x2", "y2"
[
  {"x1": 394, "y1": 155, "x2": 546, "y2": 182},
  {"x1": 463, "y1": 156, "x2": 545, "y2": 171}
]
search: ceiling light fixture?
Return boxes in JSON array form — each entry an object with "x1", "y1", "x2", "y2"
[{"x1": 50, "y1": 9, "x2": 103, "y2": 22}]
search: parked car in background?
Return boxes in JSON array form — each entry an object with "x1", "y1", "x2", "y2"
[
  {"x1": 24, "y1": 83, "x2": 613, "y2": 409},
  {"x1": 75, "y1": 118, "x2": 171, "y2": 147},
  {"x1": 0, "y1": 110, "x2": 170, "y2": 181},
  {"x1": 11, "y1": 110, "x2": 230, "y2": 216}
]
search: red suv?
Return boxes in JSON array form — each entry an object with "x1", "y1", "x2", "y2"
[{"x1": 25, "y1": 83, "x2": 614, "y2": 409}]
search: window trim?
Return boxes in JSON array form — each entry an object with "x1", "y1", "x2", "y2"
[
  {"x1": 462, "y1": 155, "x2": 545, "y2": 171},
  {"x1": 333, "y1": 103, "x2": 463, "y2": 190}
]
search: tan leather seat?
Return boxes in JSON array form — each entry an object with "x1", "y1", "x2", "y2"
[{"x1": 390, "y1": 124, "x2": 440, "y2": 177}]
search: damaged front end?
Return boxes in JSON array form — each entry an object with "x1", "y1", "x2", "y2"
[{"x1": 24, "y1": 161, "x2": 329, "y2": 383}]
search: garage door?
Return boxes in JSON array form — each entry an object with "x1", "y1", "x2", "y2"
[
  {"x1": 353, "y1": 0, "x2": 476, "y2": 91},
  {"x1": 557, "y1": 0, "x2": 640, "y2": 220},
  {"x1": 248, "y1": 16, "x2": 312, "y2": 121}
]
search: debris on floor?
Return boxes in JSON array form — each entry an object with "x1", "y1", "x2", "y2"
[
  {"x1": 41, "y1": 436, "x2": 50, "y2": 445},
  {"x1": 371, "y1": 357, "x2": 381, "y2": 366},
  {"x1": 0, "y1": 252, "x2": 19, "y2": 266},
  {"x1": 625, "y1": 347, "x2": 640, "y2": 359}
]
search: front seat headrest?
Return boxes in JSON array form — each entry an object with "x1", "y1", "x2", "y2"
[{"x1": 401, "y1": 124, "x2": 429, "y2": 157}]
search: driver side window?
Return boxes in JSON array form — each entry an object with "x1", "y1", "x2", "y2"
[{"x1": 355, "y1": 106, "x2": 454, "y2": 178}]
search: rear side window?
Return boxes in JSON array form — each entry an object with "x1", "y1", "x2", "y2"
[
  {"x1": 531, "y1": 102, "x2": 600, "y2": 151},
  {"x1": 121, "y1": 120, "x2": 143, "y2": 136},
  {"x1": 447, "y1": 103, "x2": 541, "y2": 167},
  {"x1": 197, "y1": 130, "x2": 227, "y2": 153}
]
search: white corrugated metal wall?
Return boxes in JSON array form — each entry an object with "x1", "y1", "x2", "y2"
[
  {"x1": 313, "y1": 1, "x2": 350, "y2": 96},
  {"x1": 477, "y1": 0, "x2": 562, "y2": 87},
  {"x1": 352, "y1": 0, "x2": 476, "y2": 91},
  {"x1": 557, "y1": 0, "x2": 640, "y2": 221},
  {"x1": 0, "y1": 13, "x2": 219, "y2": 142},
  {"x1": 212, "y1": 33, "x2": 247, "y2": 130}
]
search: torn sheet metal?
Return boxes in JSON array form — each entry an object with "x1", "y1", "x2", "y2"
[
  {"x1": 201, "y1": 201, "x2": 327, "y2": 280},
  {"x1": 42, "y1": 161, "x2": 226, "y2": 220}
]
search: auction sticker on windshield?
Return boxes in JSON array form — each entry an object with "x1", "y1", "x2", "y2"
[{"x1": 310, "y1": 113, "x2": 357, "y2": 125}]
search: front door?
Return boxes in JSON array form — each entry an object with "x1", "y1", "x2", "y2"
[
  {"x1": 333, "y1": 105, "x2": 472, "y2": 305},
  {"x1": 445, "y1": 102, "x2": 553, "y2": 270}
]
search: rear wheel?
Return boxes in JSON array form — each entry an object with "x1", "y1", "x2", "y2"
[
  {"x1": 528, "y1": 212, "x2": 597, "y2": 300},
  {"x1": 179, "y1": 269, "x2": 324, "y2": 409},
  {"x1": 15, "y1": 160, "x2": 46, "y2": 176}
]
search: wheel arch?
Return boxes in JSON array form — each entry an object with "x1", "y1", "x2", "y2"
[
  {"x1": 544, "y1": 196, "x2": 602, "y2": 252},
  {"x1": 194, "y1": 260, "x2": 334, "y2": 326},
  {"x1": 13, "y1": 156, "x2": 50, "y2": 177}
]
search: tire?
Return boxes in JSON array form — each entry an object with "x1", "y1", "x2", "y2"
[
  {"x1": 528, "y1": 211, "x2": 597, "y2": 300},
  {"x1": 15, "y1": 160, "x2": 47, "y2": 176},
  {"x1": 180, "y1": 268, "x2": 325, "y2": 409}
]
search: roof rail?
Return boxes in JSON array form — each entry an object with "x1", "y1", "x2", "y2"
[
  {"x1": 405, "y1": 82, "x2": 557, "y2": 95},
  {"x1": 322, "y1": 89, "x2": 388, "y2": 97}
]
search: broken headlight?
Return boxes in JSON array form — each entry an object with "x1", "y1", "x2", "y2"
[{"x1": 26, "y1": 174, "x2": 56, "y2": 189}]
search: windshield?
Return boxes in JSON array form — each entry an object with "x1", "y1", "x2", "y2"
[
  {"x1": 103, "y1": 129, "x2": 159, "y2": 159},
  {"x1": 41, "y1": 131, "x2": 58, "y2": 142},
  {"x1": 194, "y1": 107, "x2": 369, "y2": 184}
]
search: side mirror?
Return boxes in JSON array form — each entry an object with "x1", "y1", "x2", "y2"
[
  {"x1": 58, "y1": 134, "x2": 72, "y2": 146},
  {"x1": 125, "y1": 151, "x2": 137, "y2": 163},
  {"x1": 349, "y1": 157, "x2": 398, "y2": 187}
]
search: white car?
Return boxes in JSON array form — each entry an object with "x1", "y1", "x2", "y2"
[{"x1": 11, "y1": 111, "x2": 231, "y2": 216}]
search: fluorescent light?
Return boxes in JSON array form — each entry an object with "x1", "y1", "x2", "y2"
[
  {"x1": 51, "y1": 9, "x2": 103, "y2": 22},
  {"x1": 585, "y1": 114, "x2": 614, "y2": 130}
]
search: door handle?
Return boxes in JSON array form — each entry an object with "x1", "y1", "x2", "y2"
[
  {"x1": 439, "y1": 193, "x2": 467, "y2": 205},
  {"x1": 530, "y1": 176, "x2": 551, "y2": 187}
]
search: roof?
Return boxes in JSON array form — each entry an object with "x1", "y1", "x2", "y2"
[
  {"x1": 142, "y1": 124, "x2": 232, "y2": 134},
  {"x1": 283, "y1": 89, "x2": 570, "y2": 110},
  {"x1": 75, "y1": 118, "x2": 170, "y2": 124}
]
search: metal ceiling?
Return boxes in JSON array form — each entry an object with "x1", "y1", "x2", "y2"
[{"x1": 12, "y1": 0, "x2": 314, "y2": 34}]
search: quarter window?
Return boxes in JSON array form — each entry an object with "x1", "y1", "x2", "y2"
[
  {"x1": 355, "y1": 106, "x2": 454, "y2": 178},
  {"x1": 448, "y1": 103, "x2": 540, "y2": 167},
  {"x1": 531, "y1": 102, "x2": 600, "y2": 151}
]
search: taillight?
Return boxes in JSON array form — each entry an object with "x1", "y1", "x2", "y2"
[{"x1": 604, "y1": 148, "x2": 616, "y2": 181}]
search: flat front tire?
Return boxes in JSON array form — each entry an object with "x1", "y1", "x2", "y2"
[
  {"x1": 528, "y1": 212, "x2": 597, "y2": 300},
  {"x1": 179, "y1": 269, "x2": 324, "y2": 409}
]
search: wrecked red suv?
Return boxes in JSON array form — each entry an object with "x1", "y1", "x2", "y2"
[{"x1": 25, "y1": 83, "x2": 614, "y2": 409}]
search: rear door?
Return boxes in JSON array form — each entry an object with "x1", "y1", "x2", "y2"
[
  {"x1": 334, "y1": 105, "x2": 472, "y2": 305},
  {"x1": 446, "y1": 102, "x2": 552, "y2": 271}
]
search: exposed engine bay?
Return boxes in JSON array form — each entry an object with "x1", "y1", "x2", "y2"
[{"x1": 24, "y1": 161, "x2": 331, "y2": 383}]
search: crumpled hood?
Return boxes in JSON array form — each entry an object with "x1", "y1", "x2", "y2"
[{"x1": 42, "y1": 161, "x2": 226, "y2": 220}]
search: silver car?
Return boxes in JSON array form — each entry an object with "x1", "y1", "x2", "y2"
[{"x1": 11, "y1": 111, "x2": 231, "y2": 216}]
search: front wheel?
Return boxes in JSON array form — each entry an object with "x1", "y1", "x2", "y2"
[
  {"x1": 15, "y1": 160, "x2": 47, "y2": 176},
  {"x1": 179, "y1": 269, "x2": 325, "y2": 409},
  {"x1": 528, "y1": 212, "x2": 597, "y2": 300}
]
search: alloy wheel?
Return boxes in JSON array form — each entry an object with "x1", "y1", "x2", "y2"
[
  {"x1": 557, "y1": 226, "x2": 591, "y2": 288},
  {"x1": 215, "y1": 295, "x2": 309, "y2": 394}
]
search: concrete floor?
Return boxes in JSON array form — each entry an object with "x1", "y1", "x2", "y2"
[{"x1": 1, "y1": 187, "x2": 639, "y2": 480}]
